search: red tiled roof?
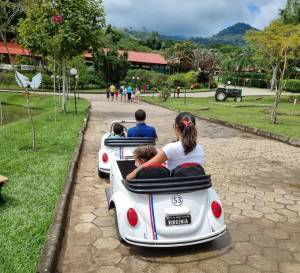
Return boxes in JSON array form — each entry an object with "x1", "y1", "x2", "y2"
[
  {"x1": 85, "y1": 50, "x2": 167, "y2": 65},
  {"x1": 1, "y1": 42, "x2": 167, "y2": 65},
  {"x1": 0, "y1": 42, "x2": 31, "y2": 56}
]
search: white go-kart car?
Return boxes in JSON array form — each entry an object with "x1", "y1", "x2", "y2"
[
  {"x1": 98, "y1": 120, "x2": 156, "y2": 178},
  {"x1": 106, "y1": 157, "x2": 226, "y2": 247}
]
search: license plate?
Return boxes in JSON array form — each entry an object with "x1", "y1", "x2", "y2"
[{"x1": 165, "y1": 215, "x2": 191, "y2": 226}]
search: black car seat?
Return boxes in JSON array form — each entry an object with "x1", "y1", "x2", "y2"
[
  {"x1": 136, "y1": 164, "x2": 170, "y2": 179},
  {"x1": 172, "y1": 163, "x2": 205, "y2": 177}
]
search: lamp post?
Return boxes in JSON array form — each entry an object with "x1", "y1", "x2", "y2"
[{"x1": 70, "y1": 68, "x2": 78, "y2": 115}]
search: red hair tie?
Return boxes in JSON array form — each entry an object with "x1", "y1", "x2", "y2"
[{"x1": 183, "y1": 120, "x2": 192, "y2": 128}]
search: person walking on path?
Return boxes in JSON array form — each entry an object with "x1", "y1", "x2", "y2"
[
  {"x1": 109, "y1": 84, "x2": 116, "y2": 102},
  {"x1": 115, "y1": 85, "x2": 119, "y2": 102},
  {"x1": 127, "y1": 85, "x2": 133, "y2": 102},
  {"x1": 105, "y1": 88, "x2": 110, "y2": 102},
  {"x1": 123, "y1": 86, "x2": 127, "y2": 102},
  {"x1": 135, "y1": 86, "x2": 141, "y2": 103},
  {"x1": 119, "y1": 86, "x2": 124, "y2": 102}
]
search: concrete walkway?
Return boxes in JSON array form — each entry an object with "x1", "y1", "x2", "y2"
[{"x1": 58, "y1": 95, "x2": 300, "y2": 273}]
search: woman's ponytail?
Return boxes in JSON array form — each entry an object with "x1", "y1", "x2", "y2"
[{"x1": 175, "y1": 112, "x2": 197, "y2": 154}]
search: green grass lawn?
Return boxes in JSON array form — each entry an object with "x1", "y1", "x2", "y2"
[
  {"x1": 143, "y1": 95, "x2": 300, "y2": 139},
  {"x1": 0, "y1": 93, "x2": 88, "y2": 273}
]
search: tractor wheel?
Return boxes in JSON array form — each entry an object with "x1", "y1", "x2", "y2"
[
  {"x1": 215, "y1": 90, "x2": 227, "y2": 102},
  {"x1": 235, "y1": 96, "x2": 243, "y2": 102}
]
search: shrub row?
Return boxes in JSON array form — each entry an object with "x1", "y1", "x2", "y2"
[{"x1": 283, "y1": 79, "x2": 300, "y2": 93}]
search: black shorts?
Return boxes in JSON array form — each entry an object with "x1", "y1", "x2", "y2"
[
  {"x1": 127, "y1": 93, "x2": 131, "y2": 100},
  {"x1": 110, "y1": 92, "x2": 114, "y2": 97}
]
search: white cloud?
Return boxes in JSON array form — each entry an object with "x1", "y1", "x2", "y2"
[{"x1": 103, "y1": 0, "x2": 286, "y2": 37}]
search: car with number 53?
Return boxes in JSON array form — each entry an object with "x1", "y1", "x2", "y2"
[{"x1": 105, "y1": 154, "x2": 226, "y2": 247}]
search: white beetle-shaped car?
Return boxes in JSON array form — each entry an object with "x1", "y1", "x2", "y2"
[
  {"x1": 106, "y1": 155, "x2": 226, "y2": 247},
  {"x1": 98, "y1": 120, "x2": 156, "y2": 178}
]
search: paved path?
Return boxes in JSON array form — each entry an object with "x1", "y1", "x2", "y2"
[{"x1": 58, "y1": 95, "x2": 300, "y2": 273}]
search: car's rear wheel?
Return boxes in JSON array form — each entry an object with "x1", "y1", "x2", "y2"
[
  {"x1": 235, "y1": 96, "x2": 243, "y2": 102},
  {"x1": 114, "y1": 209, "x2": 126, "y2": 244},
  {"x1": 98, "y1": 169, "x2": 108, "y2": 179},
  {"x1": 215, "y1": 90, "x2": 227, "y2": 102}
]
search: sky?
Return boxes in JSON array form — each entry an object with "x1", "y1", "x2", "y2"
[{"x1": 103, "y1": 0, "x2": 287, "y2": 37}]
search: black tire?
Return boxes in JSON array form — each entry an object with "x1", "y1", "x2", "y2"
[
  {"x1": 235, "y1": 96, "x2": 243, "y2": 102},
  {"x1": 114, "y1": 209, "x2": 126, "y2": 244},
  {"x1": 215, "y1": 90, "x2": 227, "y2": 102},
  {"x1": 98, "y1": 169, "x2": 108, "y2": 178}
]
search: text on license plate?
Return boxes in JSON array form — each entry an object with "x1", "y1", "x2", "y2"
[{"x1": 165, "y1": 215, "x2": 191, "y2": 226}]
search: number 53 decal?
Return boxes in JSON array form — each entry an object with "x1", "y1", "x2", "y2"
[{"x1": 171, "y1": 195, "x2": 183, "y2": 206}]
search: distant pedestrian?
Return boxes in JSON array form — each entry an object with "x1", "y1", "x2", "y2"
[
  {"x1": 120, "y1": 86, "x2": 124, "y2": 102},
  {"x1": 176, "y1": 86, "x2": 181, "y2": 98},
  {"x1": 143, "y1": 84, "x2": 147, "y2": 93},
  {"x1": 110, "y1": 84, "x2": 116, "y2": 102},
  {"x1": 123, "y1": 87, "x2": 127, "y2": 102},
  {"x1": 135, "y1": 86, "x2": 141, "y2": 103},
  {"x1": 115, "y1": 86, "x2": 119, "y2": 102},
  {"x1": 127, "y1": 85, "x2": 133, "y2": 102},
  {"x1": 106, "y1": 88, "x2": 110, "y2": 102}
]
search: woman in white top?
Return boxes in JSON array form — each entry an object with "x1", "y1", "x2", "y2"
[{"x1": 126, "y1": 112, "x2": 204, "y2": 179}]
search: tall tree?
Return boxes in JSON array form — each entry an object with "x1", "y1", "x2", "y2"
[
  {"x1": 163, "y1": 41, "x2": 197, "y2": 73},
  {"x1": 18, "y1": 0, "x2": 106, "y2": 111},
  {"x1": 190, "y1": 48, "x2": 220, "y2": 88},
  {"x1": 246, "y1": 20, "x2": 300, "y2": 124},
  {"x1": 281, "y1": 0, "x2": 300, "y2": 23},
  {"x1": 93, "y1": 47, "x2": 129, "y2": 86}
]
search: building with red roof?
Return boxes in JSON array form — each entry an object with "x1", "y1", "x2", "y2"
[{"x1": 1, "y1": 42, "x2": 167, "y2": 72}]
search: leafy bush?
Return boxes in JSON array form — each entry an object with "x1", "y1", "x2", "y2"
[
  {"x1": 126, "y1": 69, "x2": 168, "y2": 90},
  {"x1": 210, "y1": 82, "x2": 218, "y2": 89},
  {"x1": 160, "y1": 88, "x2": 171, "y2": 102},
  {"x1": 168, "y1": 73, "x2": 185, "y2": 88},
  {"x1": 283, "y1": 79, "x2": 300, "y2": 93},
  {"x1": 183, "y1": 71, "x2": 197, "y2": 87}
]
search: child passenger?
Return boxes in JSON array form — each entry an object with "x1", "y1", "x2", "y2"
[
  {"x1": 110, "y1": 123, "x2": 125, "y2": 138},
  {"x1": 132, "y1": 145, "x2": 157, "y2": 168}
]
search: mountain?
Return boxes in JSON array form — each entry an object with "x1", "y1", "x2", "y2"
[{"x1": 191, "y1": 23, "x2": 257, "y2": 46}]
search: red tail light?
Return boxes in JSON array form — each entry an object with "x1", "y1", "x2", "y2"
[
  {"x1": 211, "y1": 201, "x2": 222, "y2": 218},
  {"x1": 127, "y1": 208, "x2": 138, "y2": 227},
  {"x1": 102, "y1": 153, "x2": 108, "y2": 163}
]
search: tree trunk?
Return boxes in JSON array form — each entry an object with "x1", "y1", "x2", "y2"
[
  {"x1": 62, "y1": 60, "x2": 66, "y2": 112},
  {"x1": 25, "y1": 92, "x2": 36, "y2": 149},
  {"x1": 0, "y1": 101, "x2": 3, "y2": 125},
  {"x1": 271, "y1": 52, "x2": 288, "y2": 124},
  {"x1": 271, "y1": 63, "x2": 279, "y2": 91},
  {"x1": 53, "y1": 58, "x2": 57, "y2": 122}
]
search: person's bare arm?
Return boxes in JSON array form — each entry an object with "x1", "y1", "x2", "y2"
[{"x1": 126, "y1": 150, "x2": 168, "y2": 180}]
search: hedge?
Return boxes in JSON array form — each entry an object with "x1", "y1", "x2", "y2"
[{"x1": 283, "y1": 79, "x2": 300, "y2": 93}]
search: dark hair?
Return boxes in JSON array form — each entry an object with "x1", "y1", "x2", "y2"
[
  {"x1": 133, "y1": 145, "x2": 157, "y2": 162},
  {"x1": 175, "y1": 112, "x2": 197, "y2": 155},
  {"x1": 113, "y1": 123, "x2": 124, "y2": 135},
  {"x1": 135, "y1": 109, "x2": 146, "y2": 121}
]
